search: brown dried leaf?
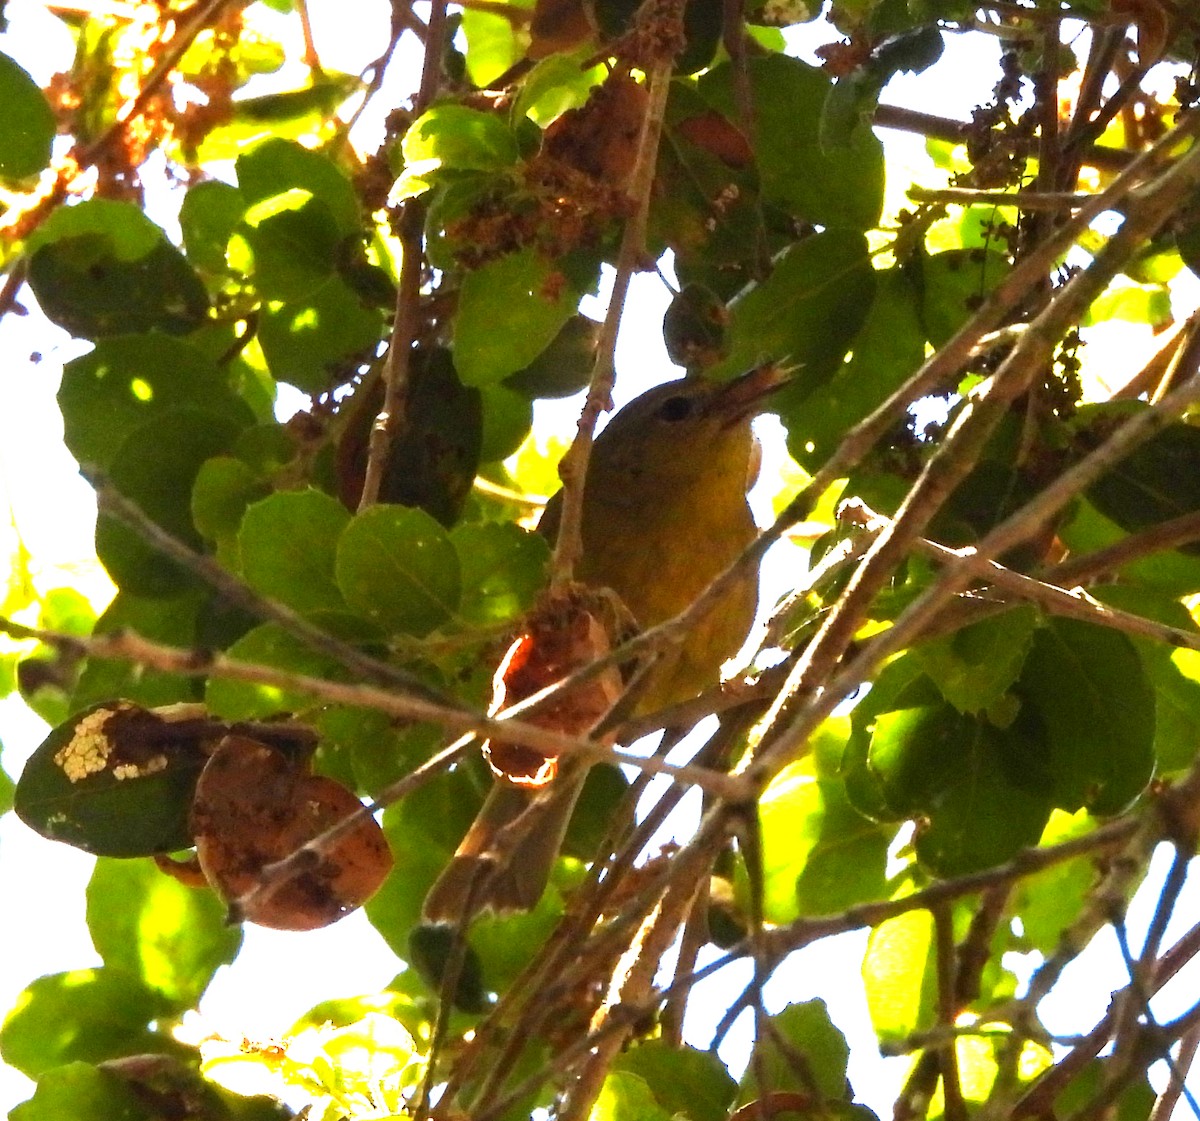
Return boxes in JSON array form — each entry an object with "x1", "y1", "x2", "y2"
[
  {"x1": 483, "y1": 585, "x2": 626, "y2": 787},
  {"x1": 191, "y1": 735, "x2": 392, "y2": 931}
]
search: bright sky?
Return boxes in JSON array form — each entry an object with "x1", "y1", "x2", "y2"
[{"x1": 2, "y1": 1, "x2": 1200, "y2": 1117}]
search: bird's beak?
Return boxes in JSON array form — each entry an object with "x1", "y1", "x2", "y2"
[{"x1": 711, "y1": 362, "x2": 792, "y2": 427}]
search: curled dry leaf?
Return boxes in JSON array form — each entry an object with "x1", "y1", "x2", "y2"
[
  {"x1": 190, "y1": 734, "x2": 393, "y2": 931},
  {"x1": 543, "y1": 72, "x2": 648, "y2": 184},
  {"x1": 483, "y1": 584, "x2": 628, "y2": 787}
]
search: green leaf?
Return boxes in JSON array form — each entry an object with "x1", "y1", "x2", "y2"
[
  {"x1": 613, "y1": 1043, "x2": 737, "y2": 1121},
  {"x1": 397, "y1": 104, "x2": 519, "y2": 197},
  {"x1": 0, "y1": 50, "x2": 54, "y2": 181},
  {"x1": 1084, "y1": 278, "x2": 1172, "y2": 327},
  {"x1": 95, "y1": 409, "x2": 244, "y2": 596},
  {"x1": 238, "y1": 488, "x2": 350, "y2": 614},
  {"x1": 462, "y1": 0, "x2": 532, "y2": 87},
  {"x1": 14, "y1": 701, "x2": 208, "y2": 856},
  {"x1": 1011, "y1": 810, "x2": 1096, "y2": 953},
  {"x1": 863, "y1": 908, "x2": 937, "y2": 1046},
  {"x1": 915, "y1": 248, "x2": 1012, "y2": 346},
  {"x1": 736, "y1": 1000, "x2": 851, "y2": 1104},
  {"x1": 235, "y1": 137, "x2": 361, "y2": 236},
  {"x1": 0, "y1": 762, "x2": 14, "y2": 816},
  {"x1": 784, "y1": 265, "x2": 925, "y2": 471},
  {"x1": 72, "y1": 592, "x2": 205, "y2": 710},
  {"x1": 454, "y1": 249, "x2": 579, "y2": 385},
  {"x1": 238, "y1": 191, "x2": 340, "y2": 301},
  {"x1": 336, "y1": 349, "x2": 482, "y2": 525},
  {"x1": 820, "y1": 27, "x2": 943, "y2": 149},
  {"x1": 914, "y1": 605, "x2": 1037, "y2": 714},
  {"x1": 512, "y1": 54, "x2": 606, "y2": 125},
  {"x1": 711, "y1": 229, "x2": 875, "y2": 388},
  {"x1": 1086, "y1": 419, "x2": 1200, "y2": 554},
  {"x1": 179, "y1": 180, "x2": 246, "y2": 273},
  {"x1": 911, "y1": 719, "x2": 1054, "y2": 876},
  {"x1": 205, "y1": 621, "x2": 349, "y2": 719},
  {"x1": 479, "y1": 382, "x2": 534, "y2": 462},
  {"x1": 699, "y1": 54, "x2": 884, "y2": 230},
  {"x1": 756, "y1": 751, "x2": 889, "y2": 923},
  {"x1": 366, "y1": 768, "x2": 486, "y2": 958},
  {"x1": 336, "y1": 505, "x2": 461, "y2": 635},
  {"x1": 0, "y1": 969, "x2": 178, "y2": 1078},
  {"x1": 86, "y1": 857, "x2": 242, "y2": 1007},
  {"x1": 59, "y1": 334, "x2": 254, "y2": 470},
  {"x1": 592, "y1": 1071, "x2": 673, "y2": 1121},
  {"x1": 504, "y1": 314, "x2": 601, "y2": 398},
  {"x1": 257, "y1": 275, "x2": 386, "y2": 394},
  {"x1": 1017, "y1": 618, "x2": 1155, "y2": 815},
  {"x1": 191, "y1": 455, "x2": 270, "y2": 561},
  {"x1": 8, "y1": 1062, "x2": 155, "y2": 1121},
  {"x1": 451, "y1": 522, "x2": 548, "y2": 626},
  {"x1": 27, "y1": 201, "x2": 209, "y2": 339}
]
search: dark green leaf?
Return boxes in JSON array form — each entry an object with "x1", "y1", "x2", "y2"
[
  {"x1": 191, "y1": 455, "x2": 270, "y2": 559},
  {"x1": 454, "y1": 249, "x2": 579, "y2": 385},
  {"x1": 451, "y1": 522, "x2": 548, "y2": 626},
  {"x1": 710, "y1": 229, "x2": 875, "y2": 387},
  {"x1": 86, "y1": 857, "x2": 241, "y2": 1006},
  {"x1": 238, "y1": 488, "x2": 350, "y2": 614},
  {"x1": 914, "y1": 248, "x2": 1011, "y2": 346},
  {"x1": 700, "y1": 54, "x2": 884, "y2": 230},
  {"x1": 179, "y1": 180, "x2": 246, "y2": 273},
  {"x1": 479, "y1": 383, "x2": 535, "y2": 462},
  {"x1": 736, "y1": 1000, "x2": 850, "y2": 1104},
  {"x1": 0, "y1": 969, "x2": 178, "y2": 1078},
  {"x1": 205, "y1": 621, "x2": 349, "y2": 719},
  {"x1": 257, "y1": 275, "x2": 385, "y2": 394},
  {"x1": 239, "y1": 193, "x2": 340, "y2": 301},
  {"x1": 336, "y1": 505, "x2": 460, "y2": 635},
  {"x1": 0, "y1": 50, "x2": 54, "y2": 181},
  {"x1": 1086, "y1": 420, "x2": 1200, "y2": 554},
  {"x1": 8, "y1": 1062, "x2": 154, "y2": 1121},
  {"x1": 336, "y1": 349, "x2": 482, "y2": 525},
  {"x1": 72, "y1": 592, "x2": 205, "y2": 710},
  {"x1": 592, "y1": 1071, "x2": 673, "y2": 1121},
  {"x1": 783, "y1": 265, "x2": 925, "y2": 470},
  {"x1": 59, "y1": 334, "x2": 254, "y2": 470},
  {"x1": 96, "y1": 409, "x2": 244, "y2": 596},
  {"x1": 1017, "y1": 618, "x2": 1155, "y2": 815},
  {"x1": 27, "y1": 200, "x2": 208, "y2": 336},
  {"x1": 614, "y1": 1043, "x2": 736, "y2": 1121},
  {"x1": 236, "y1": 137, "x2": 360, "y2": 236},
  {"x1": 914, "y1": 605, "x2": 1037, "y2": 714},
  {"x1": 408, "y1": 923, "x2": 487, "y2": 1012},
  {"x1": 504, "y1": 315, "x2": 601, "y2": 398},
  {"x1": 14, "y1": 701, "x2": 208, "y2": 856},
  {"x1": 397, "y1": 104, "x2": 519, "y2": 196},
  {"x1": 912, "y1": 719, "x2": 1054, "y2": 876}
]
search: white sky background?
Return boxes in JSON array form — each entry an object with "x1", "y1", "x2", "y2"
[{"x1": 2, "y1": 0, "x2": 1200, "y2": 1116}]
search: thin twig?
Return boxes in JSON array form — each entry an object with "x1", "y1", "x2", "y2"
[
  {"x1": 358, "y1": 0, "x2": 449, "y2": 508},
  {"x1": 0, "y1": 618, "x2": 744, "y2": 799},
  {"x1": 908, "y1": 186, "x2": 1093, "y2": 210},
  {"x1": 549, "y1": 53, "x2": 674, "y2": 587},
  {"x1": 94, "y1": 482, "x2": 448, "y2": 701}
]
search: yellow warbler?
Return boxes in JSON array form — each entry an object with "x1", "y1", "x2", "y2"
[{"x1": 423, "y1": 365, "x2": 785, "y2": 922}]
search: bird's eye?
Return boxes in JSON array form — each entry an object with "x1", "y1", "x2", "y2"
[{"x1": 657, "y1": 395, "x2": 694, "y2": 422}]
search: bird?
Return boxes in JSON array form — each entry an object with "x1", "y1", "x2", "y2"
[{"x1": 421, "y1": 365, "x2": 786, "y2": 923}]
